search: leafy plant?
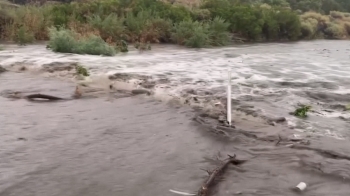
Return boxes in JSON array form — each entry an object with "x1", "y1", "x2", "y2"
[
  {"x1": 171, "y1": 20, "x2": 210, "y2": 48},
  {"x1": 48, "y1": 27, "x2": 116, "y2": 56},
  {"x1": 346, "y1": 104, "x2": 350, "y2": 111},
  {"x1": 208, "y1": 17, "x2": 231, "y2": 46},
  {"x1": 116, "y1": 40, "x2": 128, "y2": 52},
  {"x1": 87, "y1": 13, "x2": 126, "y2": 41},
  {"x1": 75, "y1": 64, "x2": 90, "y2": 77},
  {"x1": 293, "y1": 105, "x2": 311, "y2": 118},
  {"x1": 47, "y1": 27, "x2": 77, "y2": 53},
  {"x1": 134, "y1": 41, "x2": 151, "y2": 50},
  {"x1": 73, "y1": 35, "x2": 116, "y2": 56},
  {"x1": 14, "y1": 26, "x2": 35, "y2": 45}
]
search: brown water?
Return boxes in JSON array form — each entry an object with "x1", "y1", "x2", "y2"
[
  {"x1": 1, "y1": 40, "x2": 350, "y2": 138},
  {"x1": 1, "y1": 71, "x2": 350, "y2": 196},
  {"x1": 2, "y1": 41, "x2": 350, "y2": 196}
]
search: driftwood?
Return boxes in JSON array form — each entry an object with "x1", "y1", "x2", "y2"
[
  {"x1": 197, "y1": 154, "x2": 246, "y2": 196},
  {"x1": 24, "y1": 94, "x2": 66, "y2": 101}
]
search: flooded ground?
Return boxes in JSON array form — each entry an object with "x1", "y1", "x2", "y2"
[
  {"x1": 1, "y1": 41, "x2": 350, "y2": 196},
  {"x1": 1, "y1": 72, "x2": 350, "y2": 196},
  {"x1": 1, "y1": 40, "x2": 350, "y2": 139}
]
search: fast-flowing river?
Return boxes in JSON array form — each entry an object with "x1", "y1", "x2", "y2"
[{"x1": 1, "y1": 40, "x2": 350, "y2": 196}]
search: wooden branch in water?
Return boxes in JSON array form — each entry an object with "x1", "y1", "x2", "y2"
[
  {"x1": 24, "y1": 94, "x2": 66, "y2": 101},
  {"x1": 197, "y1": 154, "x2": 246, "y2": 196}
]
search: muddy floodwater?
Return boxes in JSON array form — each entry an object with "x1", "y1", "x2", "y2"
[{"x1": 1, "y1": 40, "x2": 350, "y2": 196}]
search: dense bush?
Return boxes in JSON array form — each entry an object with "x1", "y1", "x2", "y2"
[
  {"x1": 299, "y1": 11, "x2": 350, "y2": 39},
  {"x1": 47, "y1": 27, "x2": 116, "y2": 56},
  {"x1": 0, "y1": 0, "x2": 350, "y2": 54}
]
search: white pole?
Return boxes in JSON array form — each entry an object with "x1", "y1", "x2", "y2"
[{"x1": 227, "y1": 68, "x2": 232, "y2": 126}]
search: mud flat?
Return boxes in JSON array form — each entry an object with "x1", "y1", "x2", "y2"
[{"x1": 1, "y1": 68, "x2": 350, "y2": 196}]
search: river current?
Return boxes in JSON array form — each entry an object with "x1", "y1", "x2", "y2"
[{"x1": 1, "y1": 40, "x2": 350, "y2": 196}]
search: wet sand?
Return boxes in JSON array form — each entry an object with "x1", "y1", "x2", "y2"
[{"x1": 1, "y1": 72, "x2": 350, "y2": 196}]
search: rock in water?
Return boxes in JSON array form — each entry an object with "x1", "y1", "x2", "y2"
[
  {"x1": 131, "y1": 89, "x2": 151, "y2": 95},
  {"x1": 0, "y1": 65, "x2": 7, "y2": 73},
  {"x1": 42, "y1": 62, "x2": 77, "y2": 73},
  {"x1": 218, "y1": 115, "x2": 226, "y2": 123}
]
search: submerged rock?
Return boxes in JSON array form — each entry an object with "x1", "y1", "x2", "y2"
[
  {"x1": 108, "y1": 73, "x2": 151, "y2": 81},
  {"x1": 0, "y1": 65, "x2": 7, "y2": 73},
  {"x1": 131, "y1": 89, "x2": 151, "y2": 95},
  {"x1": 19, "y1": 66, "x2": 26, "y2": 71},
  {"x1": 218, "y1": 115, "x2": 226, "y2": 123},
  {"x1": 269, "y1": 117, "x2": 287, "y2": 123},
  {"x1": 42, "y1": 62, "x2": 77, "y2": 73},
  {"x1": 139, "y1": 81, "x2": 156, "y2": 89}
]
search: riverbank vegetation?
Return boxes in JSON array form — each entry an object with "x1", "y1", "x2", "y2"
[{"x1": 0, "y1": 0, "x2": 350, "y2": 55}]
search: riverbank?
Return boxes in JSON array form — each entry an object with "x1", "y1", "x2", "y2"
[
  {"x1": 2, "y1": 0, "x2": 350, "y2": 55},
  {"x1": 1, "y1": 62, "x2": 350, "y2": 195}
]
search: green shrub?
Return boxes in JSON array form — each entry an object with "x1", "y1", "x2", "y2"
[
  {"x1": 116, "y1": 40, "x2": 128, "y2": 52},
  {"x1": 172, "y1": 20, "x2": 210, "y2": 48},
  {"x1": 163, "y1": 5, "x2": 192, "y2": 22},
  {"x1": 75, "y1": 64, "x2": 90, "y2": 77},
  {"x1": 293, "y1": 105, "x2": 311, "y2": 118},
  {"x1": 51, "y1": 4, "x2": 74, "y2": 27},
  {"x1": 343, "y1": 22, "x2": 350, "y2": 35},
  {"x1": 0, "y1": 45, "x2": 3, "y2": 50},
  {"x1": 133, "y1": 0, "x2": 192, "y2": 23},
  {"x1": 87, "y1": 13, "x2": 126, "y2": 41},
  {"x1": 134, "y1": 41, "x2": 151, "y2": 50},
  {"x1": 150, "y1": 18, "x2": 172, "y2": 42},
  {"x1": 330, "y1": 11, "x2": 345, "y2": 19},
  {"x1": 48, "y1": 27, "x2": 116, "y2": 56},
  {"x1": 324, "y1": 22, "x2": 346, "y2": 39},
  {"x1": 172, "y1": 17, "x2": 231, "y2": 48},
  {"x1": 300, "y1": 18, "x2": 318, "y2": 38},
  {"x1": 14, "y1": 26, "x2": 35, "y2": 45},
  {"x1": 191, "y1": 9, "x2": 211, "y2": 21},
  {"x1": 125, "y1": 10, "x2": 152, "y2": 41},
  {"x1": 275, "y1": 9, "x2": 301, "y2": 40},
  {"x1": 47, "y1": 27, "x2": 77, "y2": 53},
  {"x1": 208, "y1": 17, "x2": 231, "y2": 46},
  {"x1": 73, "y1": 35, "x2": 116, "y2": 56}
]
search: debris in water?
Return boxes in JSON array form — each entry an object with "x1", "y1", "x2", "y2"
[
  {"x1": 293, "y1": 182, "x2": 307, "y2": 192},
  {"x1": 73, "y1": 86, "x2": 82, "y2": 98},
  {"x1": 197, "y1": 154, "x2": 246, "y2": 196},
  {"x1": 292, "y1": 105, "x2": 311, "y2": 118},
  {"x1": 169, "y1": 189, "x2": 196, "y2": 196},
  {"x1": 25, "y1": 94, "x2": 66, "y2": 101},
  {"x1": 214, "y1": 102, "x2": 222, "y2": 106},
  {"x1": 0, "y1": 65, "x2": 7, "y2": 73}
]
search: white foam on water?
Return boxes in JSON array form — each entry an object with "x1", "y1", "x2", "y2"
[{"x1": 1, "y1": 41, "x2": 350, "y2": 138}]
